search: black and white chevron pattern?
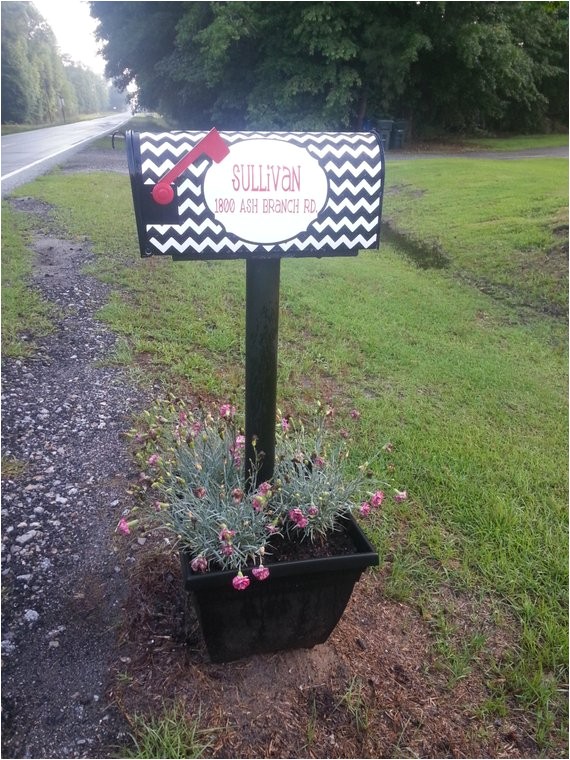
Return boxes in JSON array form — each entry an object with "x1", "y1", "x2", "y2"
[{"x1": 130, "y1": 131, "x2": 384, "y2": 259}]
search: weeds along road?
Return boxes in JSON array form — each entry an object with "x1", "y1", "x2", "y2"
[{"x1": 1, "y1": 112, "x2": 129, "y2": 197}]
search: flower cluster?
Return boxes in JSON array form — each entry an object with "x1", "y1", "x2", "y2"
[
  {"x1": 358, "y1": 490, "x2": 384, "y2": 517},
  {"x1": 122, "y1": 399, "x2": 407, "y2": 591}
]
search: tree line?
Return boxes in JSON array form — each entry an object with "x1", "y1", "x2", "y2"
[
  {"x1": 1, "y1": 1, "x2": 124, "y2": 125},
  {"x1": 90, "y1": 0, "x2": 568, "y2": 135}
]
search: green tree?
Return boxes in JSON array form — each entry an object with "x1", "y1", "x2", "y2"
[
  {"x1": 405, "y1": 1, "x2": 569, "y2": 133},
  {"x1": 2, "y1": 1, "x2": 113, "y2": 125},
  {"x1": 1, "y1": 1, "x2": 41, "y2": 122},
  {"x1": 64, "y1": 61, "x2": 108, "y2": 114},
  {"x1": 90, "y1": 1, "x2": 185, "y2": 114},
  {"x1": 90, "y1": 0, "x2": 568, "y2": 134}
]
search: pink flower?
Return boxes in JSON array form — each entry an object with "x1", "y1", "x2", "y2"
[
  {"x1": 394, "y1": 489, "x2": 408, "y2": 503},
  {"x1": 307, "y1": 505, "x2": 319, "y2": 517},
  {"x1": 218, "y1": 526, "x2": 236, "y2": 542},
  {"x1": 350, "y1": 409, "x2": 361, "y2": 419},
  {"x1": 252, "y1": 496, "x2": 265, "y2": 512},
  {"x1": 191, "y1": 555, "x2": 208, "y2": 573},
  {"x1": 230, "y1": 434, "x2": 246, "y2": 465},
  {"x1": 191, "y1": 421, "x2": 202, "y2": 436},
  {"x1": 359, "y1": 502, "x2": 371, "y2": 517},
  {"x1": 232, "y1": 572, "x2": 250, "y2": 591},
  {"x1": 281, "y1": 417, "x2": 290, "y2": 432},
  {"x1": 116, "y1": 517, "x2": 131, "y2": 535},
  {"x1": 312, "y1": 455, "x2": 325, "y2": 469},
  {"x1": 147, "y1": 453, "x2": 160, "y2": 466},
  {"x1": 178, "y1": 411, "x2": 188, "y2": 425},
  {"x1": 288, "y1": 508, "x2": 308, "y2": 528},
  {"x1": 194, "y1": 486, "x2": 207, "y2": 499},
  {"x1": 252, "y1": 565, "x2": 270, "y2": 581},
  {"x1": 257, "y1": 481, "x2": 272, "y2": 496},
  {"x1": 222, "y1": 544, "x2": 234, "y2": 556},
  {"x1": 219, "y1": 403, "x2": 236, "y2": 420},
  {"x1": 370, "y1": 490, "x2": 384, "y2": 508},
  {"x1": 266, "y1": 524, "x2": 279, "y2": 534},
  {"x1": 231, "y1": 488, "x2": 244, "y2": 503}
]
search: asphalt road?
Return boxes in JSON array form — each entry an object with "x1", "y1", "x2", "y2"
[
  {"x1": 1, "y1": 112, "x2": 130, "y2": 197},
  {"x1": 2, "y1": 117, "x2": 566, "y2": 197}
]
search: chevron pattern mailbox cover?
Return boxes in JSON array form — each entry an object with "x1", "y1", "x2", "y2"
[{"x1": 126, "y1": 130, "x2": 384, "y2": 260}]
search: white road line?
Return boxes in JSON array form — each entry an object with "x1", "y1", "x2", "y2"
[{"x1": 1, "y1": 131, "x2": 110, "y2": 181}]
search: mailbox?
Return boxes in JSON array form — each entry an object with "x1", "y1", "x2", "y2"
[{"x1": 126, "y1": 129, "x2": 384, "y2": 260}]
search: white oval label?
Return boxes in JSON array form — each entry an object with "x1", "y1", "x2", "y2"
[{"x1": 203, "y1": 139, "x2": 328, "y2": 244}]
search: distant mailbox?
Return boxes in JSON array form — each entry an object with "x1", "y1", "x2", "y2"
[{"x1": 126, "y1": 129, "x2": 384, "y2": 260}]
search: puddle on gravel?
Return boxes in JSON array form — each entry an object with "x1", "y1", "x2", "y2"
[{"x1": 381, "y1": 222, "x2": 450, "y2": 269}]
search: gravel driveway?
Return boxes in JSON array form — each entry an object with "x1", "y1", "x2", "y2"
[{"x1": 1, "y1": 150, "x2": 147, "y2": 758}]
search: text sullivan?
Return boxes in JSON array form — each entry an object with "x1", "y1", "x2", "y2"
[{"x1": 232, "y1": 164, "x2": 301, "y2": 193}]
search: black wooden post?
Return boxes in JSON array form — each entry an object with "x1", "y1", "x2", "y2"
[{"x1": 245, "y1": 258, "x2": 280, "y2": 490}]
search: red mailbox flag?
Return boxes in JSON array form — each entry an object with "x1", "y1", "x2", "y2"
[{"x1": 151, "y1": 127, "x2": 229, "y2": 205}]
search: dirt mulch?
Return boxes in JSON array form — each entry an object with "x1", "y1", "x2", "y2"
[{"x1": 112, "y1": 538, "x2": 543, "y2": 759}]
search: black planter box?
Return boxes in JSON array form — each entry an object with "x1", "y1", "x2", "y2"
[{"x1": 181, "y1": 514, "x2": 379, "y2": 663}]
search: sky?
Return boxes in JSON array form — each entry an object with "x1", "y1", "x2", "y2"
[{"x1": 30, "y1": 0, "x2": 107, "y2": 76}]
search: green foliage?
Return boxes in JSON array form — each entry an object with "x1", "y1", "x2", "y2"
[
  {"x1": 409, "y1": 1, "x2": 569, "y2": 133},
  {"x1": 63, "y1": 61, "x2": 109, "y2": 114},
  {"x1": 1, "y1": 4, "x2": 35, "y2": 122},
  {"x1": 129, "y1": 400, "x2": 395, "y2": 571},
  {"x1": 0, "y1": 202, "x2": 54, "y2": 356},
  {"x1": 1, "y1": 1, "x2": 114, "y2": 125},
  {"x1": 1, "y1": 1, "x2": 64, "y2": 123},
  {"x1": 338, "y1": 676, "x2": 371, "y2": 736},
  {"x1": 134, "y1": 401, "x2": 275, "y2": 573},
  {"x1": 123, "y1": 703, "x2": 214, "y2": 759},
  {"x1": 90, "y1": 1, "x2": 188, "y2": 121},
  {"x1": 90, "y1": 0, "x2": 568, "y2": 133}
]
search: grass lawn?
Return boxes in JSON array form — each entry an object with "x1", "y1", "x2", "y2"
[
  {"x1": 0, "y1": 202, "x2": 54, "y2": 355},
  {"x1": 384, "y1": 157, "x2": 568, "y2": 316},
  {"x1": 2, "y1": 143, "x2": 568, "y2": 750},
  {"x1": 460, "y1": 134, "x2": 568, "y2": 151}
]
